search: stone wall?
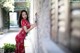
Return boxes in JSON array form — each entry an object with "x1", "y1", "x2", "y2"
[
  {"x1": 70, "y1": 2, "x2": 80, "y2": 52},
  {"x1": 33, "y1": 0, "x2": 51, "y2": 53},
  {"x1": 33, "y1": 0, "x2": 80, "y2": 53}
]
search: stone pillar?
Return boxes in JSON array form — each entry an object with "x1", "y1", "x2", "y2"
[
  {"x1": 58, "y1": 0, "x2": 70, "y2": 46},
  {"x1": 50, "y1": 0, "x2": 59, "y2": 42},
  {"x1": 33, "y1": 0, "x2": 51, "y2": 53},
  {"x1": 70, "y1": 1, "x2": 80, "y2": 52},
  {"x1": 51, "y1": 0, "x2": 71, "y2": 46}
]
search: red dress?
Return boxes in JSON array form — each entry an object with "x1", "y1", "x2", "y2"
[{"x1": 15, "y1": 19, "x2": 31, "y2": 53}]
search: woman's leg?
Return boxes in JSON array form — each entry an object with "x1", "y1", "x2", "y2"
[
  {"x1": 15, "y1": 36, "x2": 19, "y2": 53},
  {"x1": 19, "y1": 39, "x2": 25, "y2": 53},
  {"x1": 15, "y1": 36, "x2": 25, "y2": 53}
]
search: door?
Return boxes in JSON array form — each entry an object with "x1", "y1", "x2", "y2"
[{"x1": 9, "y1": 12, "x2": 18, "y2": 28}]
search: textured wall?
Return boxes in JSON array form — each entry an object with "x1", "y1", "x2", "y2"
[
  {"x1": 70, "y1": 2, "x2": 80, "y2": 52},
  {"x1": 33, "y1": 0, "x2": 51, "y2": 53},
  {"x1": 33, "y1": 0, "x2": 80, "y2": 53}
]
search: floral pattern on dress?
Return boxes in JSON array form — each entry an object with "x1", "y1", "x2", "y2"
[{"x1": 15, "y1": 19, "x2": 31, "y2": 53}]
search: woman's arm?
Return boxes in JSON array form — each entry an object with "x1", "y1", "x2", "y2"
[{"x1": 23, "y1": 23, "x2": 36, "y2": 33}]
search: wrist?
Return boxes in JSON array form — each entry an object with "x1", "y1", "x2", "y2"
[{"x1": 30, "y1": 26, "x2": 34, "y2": 29}]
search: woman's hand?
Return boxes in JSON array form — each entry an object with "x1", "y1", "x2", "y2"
[{"x1": 23, "y1": 23, "x2": 37, "y2": 33}]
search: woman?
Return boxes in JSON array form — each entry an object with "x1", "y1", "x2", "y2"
[{"x1": 15, "y1": 10, "x2": 36, "y2": 53}]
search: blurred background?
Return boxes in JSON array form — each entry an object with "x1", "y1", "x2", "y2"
[{"x1": 0, "y1": 0, "x2": 80, "y2": 53}]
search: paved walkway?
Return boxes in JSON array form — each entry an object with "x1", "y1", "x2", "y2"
[
  {"x1": 41, "y1": 37, "x2": 65, "y2": 53},
  {"x1": 0, "y1": 32, "x2": 33, "y2": 53},
  {"x1": 0, "y1": 30, "x2": 71, "y2": 53}
]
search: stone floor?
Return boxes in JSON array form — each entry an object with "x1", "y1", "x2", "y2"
[
  {"x1": 0, "y1": 32, "x2": 34, "y2": 53},
  {"x1": 0, "y1": 29, "x2": 72, "y2": 53}
]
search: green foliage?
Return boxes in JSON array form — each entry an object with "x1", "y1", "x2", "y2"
[
  {"x1": 72, "y1": 0, "x2": 80, "y2": 1},
  {"x1": 2, "y1": 7, "x2": 10, "y2": 29},
  {"x1": 71, "y1": 0, "x2": 80, "y2": 2},
  {"x1": 0, "y1": 0, "x2": 14, "y2": 11},
  {"x1": 2, "y1": 43, "x2": 16, "y2": 53},
  {"x1": 0, "y1": 0, "x2": 10, "y2": 29},
  {"x1": 26, "y1": 1, "x2": 30, "y2": 8},
  {"x1": 14, "y1": 0, "x2": 30, "y2": 11},
  {"x1": 0, "y1": 0, "x2": 6, "y2": 4}
]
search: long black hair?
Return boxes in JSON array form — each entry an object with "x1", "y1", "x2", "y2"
[{"x1": 18, "y1": 10, "x2": 29, "y2": 28}]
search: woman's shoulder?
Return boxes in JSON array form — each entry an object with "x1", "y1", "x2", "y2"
[
  {"x1": 21, "y1": 19, "x2": 29, "y2": 24},
  {"x1": 21, "y1": 19, "x2": 26, "y2": 22}
]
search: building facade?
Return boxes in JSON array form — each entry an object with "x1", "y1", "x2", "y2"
[{"x1": 33, "y1": 0, "x2": 80, "y2": 52}]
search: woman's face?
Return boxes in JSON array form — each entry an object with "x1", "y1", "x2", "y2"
[{"x1": 22, "y1": 12, "x2": 27, "y2": 19}]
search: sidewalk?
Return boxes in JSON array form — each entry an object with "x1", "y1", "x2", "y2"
[
  {"x1": 0, "y1": 31, "x2": 34, "y2": 53},
  {"x1": 40, "y1": 37, "x2": 71, "y2": 53},
  {"x1": 0, "y1": 30, "x2": 71, "y2": 53},
  {"x1": 0, "y1": 32, "x2": 17, "y2": 47}
]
